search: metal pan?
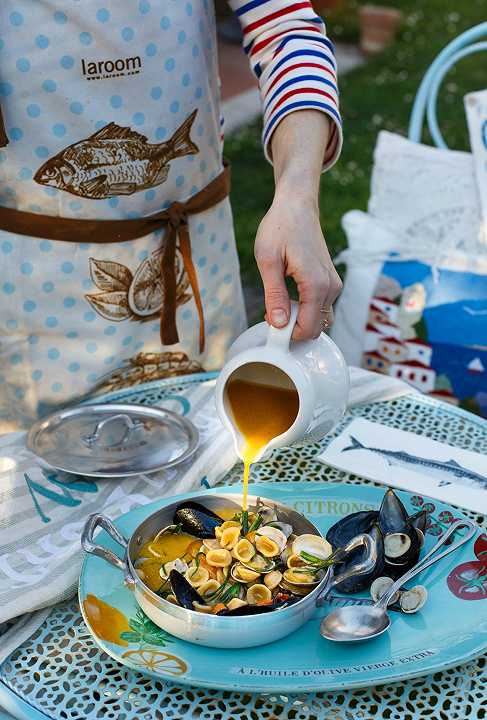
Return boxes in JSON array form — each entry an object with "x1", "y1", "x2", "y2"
[{"x1": 81, "y1": 493, "x2": 375, "y2": 648}]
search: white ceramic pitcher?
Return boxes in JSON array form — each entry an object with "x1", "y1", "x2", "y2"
[{"x1": 215, "y1": 301, "x2": 349, "y2": 463}]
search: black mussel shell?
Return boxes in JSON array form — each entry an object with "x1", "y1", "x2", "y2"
[
  {"x1": 217, "y1": 604, "x2": 277, "y2": 616},
  {"x1": 169, "y1": 569, "x2": 205, "y2": 610},
  {"x1": 326, "y1": 510, "x2": 379, "y2": 550},
  {"x1": 379, "y1": 490, "x2": 420, "y2": 577},
  {"x1": 334, "y1": 523, "x2": 385, "y2": 593},
  {"x1": 173, "y1": 502, "x2": 222, "y2": 539},
  {"x1": 174, "y1": 501, "x2": 222, "y2": 521},
  {"x1": 379, "y1": 489, "x2": 411, "y2": 535},
  {"x1": 217, "y1": 598, "x2": 297, "y2": 616},
  {"x1": 409, "y1": 509, "x2": 428, "y2": 534}
]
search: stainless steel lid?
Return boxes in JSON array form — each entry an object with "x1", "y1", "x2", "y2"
[{"x1": 26, "y1": 403, "x2": 199, "y2": 477}]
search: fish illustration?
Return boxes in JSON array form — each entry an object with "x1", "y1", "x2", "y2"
[
  {"x1": 342, "y1": 435, "x2": 487, "y2": 488},
  {"x1": 34, "y1": 109, "x2": 199, "y2": 199}
]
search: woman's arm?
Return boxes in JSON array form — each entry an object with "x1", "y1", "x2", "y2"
[
  {"x1": 228, "y1": 0, "x2": 342, "y2": 338},
  {"x1": 254, "y1": 109, "x2": 342, "y2": 339}
]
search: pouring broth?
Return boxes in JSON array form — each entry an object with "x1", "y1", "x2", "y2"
[{"x1": 226, "y1": 365, "x2": 299, "y2": 511}]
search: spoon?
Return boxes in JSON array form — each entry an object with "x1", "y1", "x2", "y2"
[{"x1": 320, "y1": 517, "x2": 477, "y2": 642}]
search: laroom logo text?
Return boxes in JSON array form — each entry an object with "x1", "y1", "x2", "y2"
[{"x1": 81, "y1": 56, "x2": 142, "y2": 81}]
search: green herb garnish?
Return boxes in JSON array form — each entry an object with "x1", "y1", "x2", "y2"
[{"x1": 248, "y1": 513, "x2": 263, "y2": 533}]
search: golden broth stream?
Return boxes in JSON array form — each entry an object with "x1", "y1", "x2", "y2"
[{"x1": 226, "y1": 375, "x2": 299, "y2": 511}]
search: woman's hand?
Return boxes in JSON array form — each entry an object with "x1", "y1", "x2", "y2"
[
  {"x1": 254, "y1": 109, "x2": 342, "y2": 340},
  {"x1": 254, "y1": 193, "x2": 342, "y2": 340}
]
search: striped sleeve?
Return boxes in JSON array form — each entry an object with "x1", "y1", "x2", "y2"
[{"x1": 227, "y1": 0, "x2": 342, "y2": 170}]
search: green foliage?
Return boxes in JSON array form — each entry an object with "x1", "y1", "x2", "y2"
[
  {"x1": 413, "y1": 316, "x2": 429, "y2": 342},
  {"x1": 225, "y1": 0, "x2": 486, "y2": 291},
  {"x1": 120, "y1": 609, "x2": 174, "y2": 647},
  {"x1": 459, "y1": 396, "x2": 483, "y2": 416}
]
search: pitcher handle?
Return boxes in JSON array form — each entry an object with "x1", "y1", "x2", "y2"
[
  {"x1": 315, "y1": 533, "x2": 376, "y2": 607},
  {"x1": 81, "y1": 513, "x2": 128, "y2": 572},
  {"x1": 266, "y1": 300, "x2": 299, "y2": 351}
]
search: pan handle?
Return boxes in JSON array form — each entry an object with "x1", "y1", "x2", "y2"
[
  {"x1": 81, "y1": 513, "x2": 129, "y2": 573},
  {"x1": 315, "y1": 533, "x2": 376, "y2": 607}
]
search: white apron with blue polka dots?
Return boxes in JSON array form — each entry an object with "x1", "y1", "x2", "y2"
[{"x1": 0, "y1": 0, "x2": 247, "y2": 430}]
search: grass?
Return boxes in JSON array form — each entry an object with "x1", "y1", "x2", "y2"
[{"x1": 224, "y1": 0, "x2": 486, "y2": 296}]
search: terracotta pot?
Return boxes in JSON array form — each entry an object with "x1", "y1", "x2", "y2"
[{"x1": 359, "y1": 5, "x2": 403, "y2": 55}]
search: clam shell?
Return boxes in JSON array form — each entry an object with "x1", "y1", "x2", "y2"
[
  {"x1": 203, "y1": 539, "x2": 221, "y2": 551},
  {"x1": 159, "y1": 558, "x2": 188, "y2": 579},
  {"x1": 291, "y1": 534, "x2": 333, "y2": 561},
  {"x1": 287, "y1": 553, "x2": 308, "y2": 569},
  {"x1": 283, "y1": 568, "x2": 319, "y2": 586},
  {"x1": 370, "y1": 576, "x2": 399, "y2": 605},
  {"x1": 279, "y1": 579, "x2": 314, "y2": 597},
  {"x1": 192, "y1": 601, "x2": 214, "y2": 614},
  {"x1": 399, "y1": 585, "x2": 428, "y2": 614},
  {"x1": 231, "y1": 563, "x2": 260, "y2": 584},
  {"x1": 264, "y1": 570, "x2": 283, "y2": 591},
  {"x1": 227, "y1": 598, "x2": 248, "y2": 611},
  {"x1": 241, "y1": 553, "x2": 275, "y2": 573},
  {"x1": 255, "y1": 526, "x2": 287, "y2": 552},
  {"x1": 266, "y1": 522, "x2": 293, "y2": 539}
]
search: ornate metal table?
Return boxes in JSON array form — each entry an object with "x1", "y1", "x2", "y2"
[{"x1": 0, "y1": 377, "x2": 486, "y2": 720}]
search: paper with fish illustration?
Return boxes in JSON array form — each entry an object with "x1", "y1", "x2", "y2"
[{"x1": 318, "y1": 418, "x2": 487, "y2": 514}]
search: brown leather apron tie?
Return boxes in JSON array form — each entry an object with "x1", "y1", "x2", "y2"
[
  {"x1": 0, "y1": 161, "x2": 231, "y2": 354},
  {"x1": 0, "y1": 107, "x2": 8, "y2": 148}
]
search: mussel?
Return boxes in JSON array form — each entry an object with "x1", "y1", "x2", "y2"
[
  {"x1": 333, "y1": 523, "x2": 385, "y2": 593},
  {"x1": 409, "y1": 509, "x2": 428, "y2": 547},
  {"x1": 326, "y1": 510, "x2": 379, "y2": 549},
  {"x1": 169, "y1": 569, "x2": 205, "y2": 610},
  {"x1": 379, "y1": 490, "x2": 420, "y2": 578},
  {"x1": 173, "y1": 501, "x2": 222, "y2": 539},
  {"x1": 217, "y1": 597, "x2": 297, "y2": 616}
]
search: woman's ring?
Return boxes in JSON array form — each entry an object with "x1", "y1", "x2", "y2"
[{"x1": 320, "y1": 306, "x2": 334, "y2": 331}]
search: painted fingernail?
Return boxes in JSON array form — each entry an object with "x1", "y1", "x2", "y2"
[{"x1": 271, "y1": 309, "x2": 287, "y2": 326}]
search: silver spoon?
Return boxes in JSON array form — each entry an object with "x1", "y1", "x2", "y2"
[{"x1": 320, "y1": 517, "x2": 477, "y2": 642}]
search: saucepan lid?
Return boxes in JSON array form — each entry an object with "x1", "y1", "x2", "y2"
[{"x1": 26, "y1": 402, "x2": 199, "y2": 477}]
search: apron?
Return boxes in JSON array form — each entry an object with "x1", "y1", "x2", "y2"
[{"x1": 0, "y1": 0, "x2": 247, "y2": 430}]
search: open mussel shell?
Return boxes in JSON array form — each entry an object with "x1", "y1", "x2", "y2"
[
  {"x1": 379, "y1": 490, "x2": 420, "y2": 577},
  {"x1": 217, "y1": 602, "x2": 280, "y2": 616},
  {"x1": 326, "y1": 510, "x2": 379, "y2": 550},
  {"x1": 169, "y1": 569, "x2": 206, "y2": 610},
  {"x1": 399, "y1": 585, "x2": 428, "y2": 614},
  {"x1": 173, "y1": 501, "x2": 222, "y2": 539},
  {"x1": 409, "y1": 509, "x2": 428, "y2": 547},
  {"x1": 334, "y1": 523, "x2": 385, "y2": 593}
]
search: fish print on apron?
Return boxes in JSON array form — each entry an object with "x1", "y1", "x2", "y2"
[{"x1": 0, "y1": 0, "x2": 247, "y2": 430}]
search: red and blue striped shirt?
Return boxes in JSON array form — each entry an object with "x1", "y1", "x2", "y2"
[{"x1": 229, "y1": 0, "x2": 342, "y2": 170}]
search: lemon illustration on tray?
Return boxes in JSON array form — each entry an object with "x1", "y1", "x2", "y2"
[
  {"x1": 82, "y1": 594, "x2": 131, "y2": 646},
  {"x1": 122, "y1": 648, "x2": 188, "y2": 676}
]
